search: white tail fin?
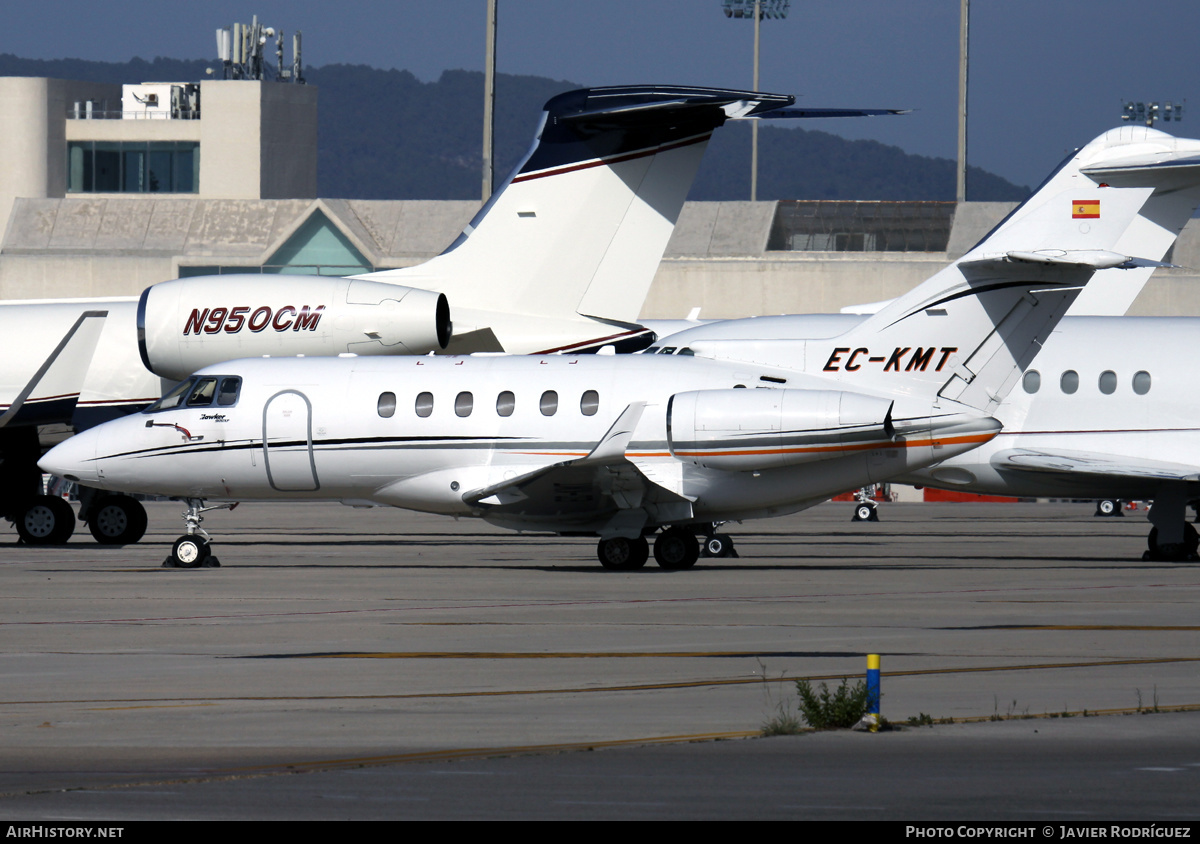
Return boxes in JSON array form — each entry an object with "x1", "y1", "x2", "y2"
[
  {"x1": 361, "y1": 86, "x2": 891, "y2": 353},
  {"x1": 1021, "y1": 126, "x2": 1200, "y2": 316},
  {"x1": 813, "y1": 127, "x2": 1200, "y2": 410}
]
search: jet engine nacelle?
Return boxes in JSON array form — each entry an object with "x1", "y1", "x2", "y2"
[
  {"x1": 138, "y1": 274, "x2": 451, "y2": 381},
  {"x1": 667, "y1": 388, "x2": 895, "y2": 471}
]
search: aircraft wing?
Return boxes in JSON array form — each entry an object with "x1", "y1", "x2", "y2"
[
  {"x1": 0, "y1": 310, "x2": 108, "y2": 429},
  {"x1": 462, "y1": 403, "x2": 694, "y2": 536},
  {"x1": 992, "y1": 448, "x2": 1200, "y2": 483}
]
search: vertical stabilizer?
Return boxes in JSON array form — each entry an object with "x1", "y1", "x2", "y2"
[{"x1": 360, "y1": 86, "x2": 797, "y2": 349}]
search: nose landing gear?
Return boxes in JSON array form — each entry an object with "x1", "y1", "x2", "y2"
[{"x1": 164, "y1": 498, "x2": 234, "y2": 568}]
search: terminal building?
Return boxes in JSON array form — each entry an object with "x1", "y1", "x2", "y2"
[{"x1": 1, "y1": 73, "x2": 1197, "y2": 317}]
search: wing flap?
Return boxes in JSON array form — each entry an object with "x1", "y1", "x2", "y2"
[{"x1": 992, "y1": 448, "x2": 1200, "y2": 482}]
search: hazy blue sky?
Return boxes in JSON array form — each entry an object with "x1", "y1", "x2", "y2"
[{"x1": 7, "y1": 1, "x2": 1197, "y2": 188}]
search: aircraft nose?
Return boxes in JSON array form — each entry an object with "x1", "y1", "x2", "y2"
[{"x1": 39, "y1": 426, "x2": 101, "y2": 486}]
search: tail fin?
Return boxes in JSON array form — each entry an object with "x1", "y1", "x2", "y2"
[
  {"x1": 361, "y1": 86, "x2": 856, "y2": 346},
  {"x1": 816, "y1": 127, "x2": 1200, "y2": 411},
  {"x1": 1029, "y1": 126, "x2": 1200, "y2": 315}
]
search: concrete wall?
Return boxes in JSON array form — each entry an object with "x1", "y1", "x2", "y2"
[{"x1": 0, "y1": 77, "x2": 122, "y2": 244}]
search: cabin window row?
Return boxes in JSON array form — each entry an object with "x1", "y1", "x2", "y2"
[
  {"x1": 1022, "y1": 370, "x2": 1151, "y2": 396},
  {"x1": 377, "y1": 390, "x2": 601, "y2": 419}
]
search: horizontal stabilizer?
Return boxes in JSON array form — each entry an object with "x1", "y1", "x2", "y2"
[
  {"x1": 963, "y1": 250, "x2": 1174, "y2": 273},
  {"x1": 748, "y1": 107, "x2": 910, "y2": 120},
  {"x1": 993, "y1": 448, "x2": 1200, "y2": 483},
  {"x1": 0, "y1": 310, "x2": 107, "y2": 428}
]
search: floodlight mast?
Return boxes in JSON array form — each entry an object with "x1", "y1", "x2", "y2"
[
  {"x1": 722, "y1": 0, "x2": 790, "y2": 202},
  {"x1": 1121, "y1": 100, "x2": 1184, "y2": 127}
]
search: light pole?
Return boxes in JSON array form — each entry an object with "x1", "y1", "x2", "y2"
[
  {"x1": 483, "y1": 0, "x2": 498, "y2": 202},
  {"x1": 957, "y1": 0, "x2": 968, "y2": 203},
  {"x1": 722, "y1": 0, "x2": 790, "y2": 201}
]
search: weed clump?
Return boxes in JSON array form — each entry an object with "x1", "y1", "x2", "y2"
[{"x1": 795, "y1": 677, "x2": 871, "y2": 730}]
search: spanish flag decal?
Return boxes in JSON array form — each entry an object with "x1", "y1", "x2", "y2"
[{"x1": 1073, "y1": 199, "x2": 1100, "y2": 219}]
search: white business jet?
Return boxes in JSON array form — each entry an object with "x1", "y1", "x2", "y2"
[
  {"x1": 651, "y1": 126, "x2": 1200, "y2": 561},
  {"x1": 41, "y1": 128, "x2": 1162, "y2": 569},
  {"x1": 7, "y1": 85, "x2": 895, "y2": 546}
]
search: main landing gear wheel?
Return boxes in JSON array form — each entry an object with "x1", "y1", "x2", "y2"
[
  {"x1": 653, "y1": 527, "x2": 699, "y2": 570},
  {"x1": 16, "y1": 495, "x2": 75, "y2": 545},
  {"x1": 702, "y1": 533, "x2": 738, "y2": 559},
  {"x1": 852, "y1": 502, "x2": 879, "y2": 522},
  {"x1": 1143, "y1": 524, "x2": 1200, "y2": 562},
  {"x1": 1095, "y1": 499, "x2": 1123, "y2": 517},
  {"x1": 87, "y1": 496, "x2": 148, "y2": 545},
  {"x1": 597, "y1": 535, "x2": 649, "y2": 570},
  {"x1": 167, "y1": 535, "x2": 220, "y2": 569}
]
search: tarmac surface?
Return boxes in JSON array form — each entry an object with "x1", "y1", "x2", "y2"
[{"x1": 1, "y1": 500, "x2": 1198, "y2": 820}]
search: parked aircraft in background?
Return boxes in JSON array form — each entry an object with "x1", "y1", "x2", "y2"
[
  {"x1": 8, "y1": 85, "x2": 897, "y2": 546},
  {"x1": 652, "y1": 126, "x2": 1200, "y2": 561},
  {"x1": 40, "y1": 126, "x2": 1163, "y2": 568}
]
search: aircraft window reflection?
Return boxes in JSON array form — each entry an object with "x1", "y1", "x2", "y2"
[
  {"x1": 660, "y1": 347, "x2": 676, "y2": 355},
  {"x1": 455, "y1": 391, "x2": 474, "y2": 417},
  {"x1": 415, "y1": 392, "x2": 434, "y2": 418},
  {"x1": 186, "y1": 378, "x2": 218, "y2": 407},
  {"x1": 496, "y1": 391, "x2": 515, "y2": 417},
  {"x1": 581, "y1": 390, "x2": 599, "y2": 416},
  {"x1": 216, "y1": 377, "x2": 241, "y2": 407},
  {"x1": 1060, "y1": 370, "x2": 1079, "y2": 395},
  {"x1": 540, "y1": 390, "x2": 558, "y2": 416},
  {"x1": 1133, "y1": 371, "x2": 1152, "y2": 395},
  {"x1": 1098, "y1": 371, "x2": 1117, "y2": 395},
  {"x1": 145, "y1": 378, "x2": 196, "y2": 412},
  {"x1": 1023, "y1": 370, "x2": 1040, "y2": 394},
  {"x1": 377, "y1": 391, "x2": 396, "y2": 418}
]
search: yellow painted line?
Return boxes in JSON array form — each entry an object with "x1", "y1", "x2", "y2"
[
  {"x1": 294, "y1": 650, "x2": 804, "y2": 659},
  {"x1": 1005, "y1": 625, "x2": 1200, "y2": 632},
  {"x1": 87, "y1": 703, "x2": 219, "y2": 712},
  {"x1": 7, "y1": 655, "x2": 1200, "y2": 708}
]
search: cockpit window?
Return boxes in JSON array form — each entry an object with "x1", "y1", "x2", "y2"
[
  {"x1": 144, "y1": 375, "x2": 241, "y2": 413},
  {"x1": 144, "y1": 378, "x2": 196, "y2": 413},
  {"x1": 217, "y1": 377, "x2": 242, "y2": 406},
  {"x1": 187, "y1": 378, "x2": 219, "y2": 407}
]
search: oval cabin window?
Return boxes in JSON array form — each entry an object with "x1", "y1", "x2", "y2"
[
  {"x1": 377, "y1": 392, "x2": 396, "y2": 418},
  {"x1": 496, "y1": 391, "x2": 515, "y2": 417},
  {"x1": 415, "y1": 392, "x2": 434, "y2": 418}
]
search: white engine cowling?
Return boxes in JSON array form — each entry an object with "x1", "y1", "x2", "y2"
[
  {"x1": 667, "y1": 388, "x2": 896, "y2": 471},
  {"x1": 138, "y1": 275, "x2": 451, "y2": 380}
]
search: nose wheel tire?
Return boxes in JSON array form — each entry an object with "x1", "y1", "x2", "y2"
[
  {"x1": 168, "y1": 535, "x2": 219, "y2": 569},
  {"x1": 853, "y1": 503, "x2": 879, "y2": 522},
  {"x1": 16, "y1": 495, "x2": 75, "y2": 545},
  {"x1": 653, "y1": 527, "x2": 699, "y2": 570},
  {"x1": 87, "y1": 496, "x2": 148, "y2": 545},
  {"x1": 702, "y1": 533, "x2": 738, "y2": 558},
  {"x1": 597, "y1": 536, "x2": 649, "y2": 570}
]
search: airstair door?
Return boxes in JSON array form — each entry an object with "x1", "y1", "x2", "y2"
[{"x1": 263, "y1": 390, "x2": 319, "y2": 491}]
